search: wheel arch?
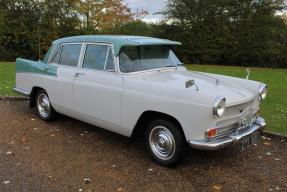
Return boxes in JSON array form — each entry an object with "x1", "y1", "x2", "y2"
[
  {"x1": 30, "y1": 86, "x2": 45, "y2": 108},
  {"x1": 131, "y1": 110, "x2": 187, "y2": 141}
]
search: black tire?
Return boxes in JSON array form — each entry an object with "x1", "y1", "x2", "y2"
[
  {"x1": 35, "y1": 89, "x2": 56, "y2": 121},
  {"x1": 145, "y1": 118, "x2": 186, "y2": 167}
]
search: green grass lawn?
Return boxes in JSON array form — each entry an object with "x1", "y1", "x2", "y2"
[
  {"x1": 0, "y1": 62, "x2": 18, "y2": 96},
  {"x1": 0, "y1": 62, "x2": 286, "y2": 135}
]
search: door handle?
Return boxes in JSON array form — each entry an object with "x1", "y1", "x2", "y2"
[{"x1": 75, "y1": 72, "x2": 85, "y2": 77}]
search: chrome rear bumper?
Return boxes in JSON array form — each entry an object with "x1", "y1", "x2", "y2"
[
  {"x1": 13, "y1": 87, "x2": 30, "y2": 96},
  {"x1": 188, "y1": 117, "x2": 266, "y2": 150}
]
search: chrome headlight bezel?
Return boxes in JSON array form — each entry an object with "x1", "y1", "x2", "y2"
[
  {"x1": 213, "y1": 96, "x2": 226, "y2": 118},
  {"x1": 258, "y1": 84, "x2": 267, "y2": 101}
]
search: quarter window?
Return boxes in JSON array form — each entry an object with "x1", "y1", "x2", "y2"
[
  {"x1": 59, "y1": 44, "x2": 82, "y2": 67},
  {"x1": 51, "y1": 46, "x2": 62, "y2": 64}
]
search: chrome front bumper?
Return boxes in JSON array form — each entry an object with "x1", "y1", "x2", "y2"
[{"x1": 188, "y1": 117, "x2": 266, "y2": 150}]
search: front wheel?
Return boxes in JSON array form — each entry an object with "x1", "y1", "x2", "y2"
[
  {"x1": 36, "y1": 90, "x2": 56, "y2": 121},
  {"x1": 145, "y1": 119, "x2": 186, "y2": 167}
]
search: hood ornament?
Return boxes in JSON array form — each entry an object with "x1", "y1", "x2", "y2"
[
  {"x1": 186, "y1": 80, "x2": 199, "y2": 91},
  {"x1": 246, "y1": 68, "x2": 251, "y2": 79}
]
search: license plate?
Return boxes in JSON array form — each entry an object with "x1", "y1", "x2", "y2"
[
  {"x1": 240, "y1": 116, "x2": 256, "y2": 128},
  {"x1": 240, "y1": 132, "x2": 260, "y2": 151}
]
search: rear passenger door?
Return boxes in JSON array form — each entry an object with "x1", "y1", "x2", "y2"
[
  {"x1": 48, "y1": 43, "x2": 83, "y2": 113},
  {"x1": 73, "y1": 43, "x2": 123, "y2": 132}
]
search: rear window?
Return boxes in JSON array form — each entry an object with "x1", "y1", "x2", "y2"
[
  {"x1": 83, "y1": 44, "x2": 109, "y2": 70},
  {"x1": 82, "y1": 44, "x2": 115, "y2": 71}
]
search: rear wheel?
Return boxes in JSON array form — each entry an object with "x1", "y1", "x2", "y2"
[
  {"x1": 36, "y1": 90, "x2": 56, "y2": 121},
  {"x1": 145, "y1": 119, "x2": 186, "y2": 166}
]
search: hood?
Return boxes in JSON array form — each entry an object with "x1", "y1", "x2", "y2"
[{"x1": 125, "y1": 68, "x2": 258, "y2": 106}]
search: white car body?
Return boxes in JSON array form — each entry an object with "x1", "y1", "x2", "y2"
[{"x1": 14, "y1": 35, "x2": 267, "y2": 151}]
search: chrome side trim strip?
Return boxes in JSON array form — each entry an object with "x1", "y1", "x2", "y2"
[
  {"x1": 188, "y1": 117, "x2": 266, "y2": 150},
  {"x1": 13, "y1": 87, "x2": 30, "y2": 96}
]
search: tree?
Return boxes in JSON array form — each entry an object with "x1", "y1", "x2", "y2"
[
  {"x1": 0, "y1": 0, "x2": 148, "y2": 61},
  {"x1": 0, "y1": 0, "x2": 40, "y2": 60},
  {"x1": 164, "y1": 0, "x2": 287, "y2": 67},
  {"x1": 105, "y1": 20, "x2": 155, "y2": 36},
  {"x1": 0, "y1": 0, "x2": 81, "y2": 60},
  {"x1": 76, "y1": 0, "x2": 136, "y2": 31}
]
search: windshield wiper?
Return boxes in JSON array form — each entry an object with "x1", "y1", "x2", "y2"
[
  {"x1": 165, "y1": 65, "x2": 177, "y2": 68},
  {"x1": 165, "y1": 63, "x2": 184, "y2": 68}
]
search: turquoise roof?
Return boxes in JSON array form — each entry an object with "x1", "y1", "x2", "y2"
[{"x1": 52, "y1": 35, "x2": 182, "y2": 55}]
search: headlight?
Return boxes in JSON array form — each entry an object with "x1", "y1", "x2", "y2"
[
  {"x1": 259, "y1": 85, "x2": 267, "y2": 101},
  {"x1": 213, "y1": 96, "x2": 226, "y2": 117}
]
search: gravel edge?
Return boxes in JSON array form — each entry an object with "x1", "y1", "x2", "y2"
[
  {"x1": 263, "y1": 131, "x2": 287, "y2": 140},
  {"x1": 1, "y1": 97, "x2": 286, "y2": 139},
  {"x1": 0, "y1": 96, "x2": 29, "y2": 101}
]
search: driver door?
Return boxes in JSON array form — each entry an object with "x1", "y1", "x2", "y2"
[{"x1": 73, "y1": 43, "x2": 123, "y2": 133}]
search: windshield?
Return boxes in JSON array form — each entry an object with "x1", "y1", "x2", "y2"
[{"x1": 119, "y1": 45, "x2": 182, "y2": 73}]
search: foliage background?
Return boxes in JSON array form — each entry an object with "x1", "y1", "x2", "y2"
[{"x1": 0, "y1": 0, "x2": 287, "y2": 68}]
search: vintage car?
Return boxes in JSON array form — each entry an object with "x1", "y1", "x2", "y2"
[{"x1": 14, "y1": 35, "x2": 267, "y2": 166}]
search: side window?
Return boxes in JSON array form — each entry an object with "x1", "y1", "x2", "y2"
[
  {"x1": 105, "y1": 47, "x2": 115, "y2": 71},
  {"x1": 51, "y1": 46, "x2": 62, "y2": 64},
  {"x1": 83, "y1": 44, "x2": 109, "y2": 70},
  {"x1": 59, "y1": 44, "x2": 82, "y2": 67}
]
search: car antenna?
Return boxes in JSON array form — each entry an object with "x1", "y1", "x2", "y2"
[
  {"x1": 246, "y1": 68, "x2": 251, "y2": 79},
  {"x1": 38, "y1": 26, "x2": 41, "y2": 61}
]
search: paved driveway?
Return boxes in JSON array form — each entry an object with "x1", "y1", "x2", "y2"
[{"x1": 0, "y1": 101, "x2": 286, "y2": 192}]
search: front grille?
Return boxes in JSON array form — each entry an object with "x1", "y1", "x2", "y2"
[
  {"x1": 216, "y1": 122, "x2": 239, "y2": 138},
  {"x1": 212, "y1": 99, "x2": 257, "y2": 139},
  {"x1": 224, "y1": 100, "x2": 253, "y2": 119}
]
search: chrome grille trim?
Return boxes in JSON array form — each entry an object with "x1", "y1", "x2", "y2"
[
  {"x1": 224, "y1": 100, "x2": 253, "y2": 119},
  {"x1": 210, "y1": 122, "x2": 239, "y2": 139}
]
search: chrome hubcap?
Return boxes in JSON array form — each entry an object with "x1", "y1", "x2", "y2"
[
  {"x1": 149, "y1": 126, "x2": 176, "y2": 160},
  {"x1": 37, "y1": 93, "x2": 51, "y2": 118}
]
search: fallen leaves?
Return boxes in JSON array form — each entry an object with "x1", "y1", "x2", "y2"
[
  {"x1": 8, "y1": 140, "x2": 15, "y2": 145},
  {"x1": 84, "y1": 178, "x2": 91, "y2": 184},
  {"x1": 262, "y1": 136, "x2": 272, "y2": 141},
  {"x1": 116, "y1": 187, "x2": 124, "y2": 192},
  {"x1": 263, "y1": 142, "x2": 271, "y2": 146},
  {"x1": 212, "y1": 184, "x2": 222, "y2": 191},
  {"x1": 20, "y1": 136, "x2": 28, "y2": 144}
]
